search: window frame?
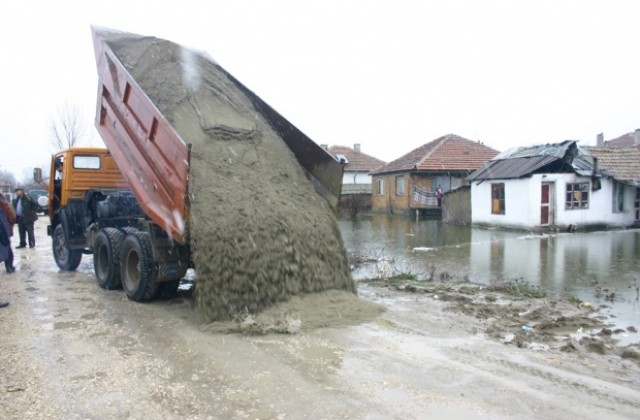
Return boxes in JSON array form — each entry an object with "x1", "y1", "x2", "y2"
[
  {"x1": 612, "y1": 181, "x2": 624, "y2": 213},
  {"x1": 395, "y1": 175, "x2": 405, "y2": 196},
  {"x1": 491, "y1": 183, "x2": 505, "y2": 215},
  {"x1": 376, "y1": 177, "x2": 384, "y2": 195},
  {"x1": 565, "y1": 182, "x2": 590, "y2": 210}
]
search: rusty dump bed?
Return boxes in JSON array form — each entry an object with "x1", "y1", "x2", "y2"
[{"x1": 92, "y1": 27, "x2": 343, "y2": 244}]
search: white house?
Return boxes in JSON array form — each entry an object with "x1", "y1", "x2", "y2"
[
  {"x1": 469, "y1": 141, "x2": 640, "y2": 231},
  {"x1": 327, "y1": 144, "x2": 385, "y2": 194}
]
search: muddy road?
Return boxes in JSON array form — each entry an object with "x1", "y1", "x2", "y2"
[{"x1": 1, "y1": 218, "x2": 640, "y2": 419}]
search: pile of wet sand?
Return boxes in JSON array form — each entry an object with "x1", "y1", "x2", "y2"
[{"x1": 106, "y1": 32, "x2": 360, "y2": 322}]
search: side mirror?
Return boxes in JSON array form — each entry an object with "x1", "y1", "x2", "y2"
[{"x1": 33, "y1": 167, "x2": 43, "y2": 183}]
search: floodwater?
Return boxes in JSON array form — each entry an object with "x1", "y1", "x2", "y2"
[{"x1": 338, "y1": 213, "x2": 640, "y2": 331}]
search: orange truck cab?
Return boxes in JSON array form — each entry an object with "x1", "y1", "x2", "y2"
[{"x1": 45, "y1": 147, "x2": 189, "y2": 301}]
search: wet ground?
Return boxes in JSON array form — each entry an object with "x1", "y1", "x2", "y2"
[
  {"x1": 339, "y1": 214, "x2": 640, "y2": 342},
  {"x1": 1, "y1": 218, "x2": 640, "y2": 419}
]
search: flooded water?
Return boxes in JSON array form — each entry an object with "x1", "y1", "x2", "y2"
[{"x1": 338, "y1": 214, "x2": 640, "y2": 331}]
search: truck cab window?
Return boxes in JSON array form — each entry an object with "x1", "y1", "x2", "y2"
[{"x1": 73, "y1": 155, "x2": 101, "y2": 169}]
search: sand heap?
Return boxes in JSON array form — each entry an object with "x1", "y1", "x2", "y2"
[{"x1": 106, "y1": 33, "x2": 356, "y2": 321}]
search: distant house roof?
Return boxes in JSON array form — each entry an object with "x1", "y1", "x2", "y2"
[
  {"x1": 328, "y1": 145, "x2": 385, "y2": 172},
  {"x1": 589, "y1": 147, "x2": 640, "y2": 187},
  {"x1": 469, "y1": 140, "x2": 594, "y2": 181},
  {"x1": 370, "y1": 134, "x2": 499, "y2": 175},
  {"x1": 604, "y1": 130, "x2": 640, "y2": 150}
]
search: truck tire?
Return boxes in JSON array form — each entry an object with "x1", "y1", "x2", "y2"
[
  {"x1": 120, "y1": 232, "x2": 158, "y2": 302},
  {"x1": 52, "y1": 224, "x2": 83, "y2": 271},
  {"x1": 93, "y1": 228, "x2": 125, "y2": 290}
]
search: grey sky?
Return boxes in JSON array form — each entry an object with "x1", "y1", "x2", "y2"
[{"x1": 1, "y1": 0, "x2": 639, "y2": 181}]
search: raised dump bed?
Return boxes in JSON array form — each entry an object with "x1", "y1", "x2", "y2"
[{"x1": 92, "y1": 27, "x2": 344, "y2": 245}]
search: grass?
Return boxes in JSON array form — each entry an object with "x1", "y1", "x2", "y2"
[
  {"x1": 386, "y1": 272, "x2": 418, "y2": 282},
  {"x1": 493, "y1": 278, "x2": 547, "y2": 299}
]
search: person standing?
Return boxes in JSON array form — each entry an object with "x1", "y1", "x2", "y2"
[
  {"x1": 0, "y1": 194, "x2": 16, "y2": 274},
  {"x1": 435, "y1": 185, "x2": 444, "y2": 207},
  {"x1": 0, "y1": 198, "x2": 12, "y2": 307},
  {"x1": 12, "y1": 187, "x2": 38, "y2": 249}
]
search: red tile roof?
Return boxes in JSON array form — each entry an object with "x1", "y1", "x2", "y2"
[
  {"x1": 371, "y1": 134, "x2": 499, "y2": 174},
  {"x1": 328, "y1": 145, "x2": 385, "y2": 172},
  {"x1": 588, "y1": 147, "x2": 640, "y2": 185},
  {"x1": 604, "y1": 130, "x2": 640, "y2": 150}
]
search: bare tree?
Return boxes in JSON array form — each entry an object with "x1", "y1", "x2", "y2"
[
  {"x1": 50, "y1": 103, "x2": 89, "y2": 150},
  {"x1": 0, "y1": 169, "x2": 17, "y2": 187}
]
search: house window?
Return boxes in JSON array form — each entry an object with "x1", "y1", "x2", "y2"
[
  {"x1": 395, "y1": 175, "x2": 405, "y2": 195},
  {"x1": 565, "y1": 182, "x2": 589, "y2": 209},
  {"x1": 376, "y1": 178, "x2": 384, "y2": 195},
  {"x1": 635, "y1": 188, "x2": 640, "y2": 221},
  {"x1": 613, "y1": 181, "x2": 624, "y2": 213},
  {"x1": 491, "y1": 183, "x2": 505, "y2": 215}
]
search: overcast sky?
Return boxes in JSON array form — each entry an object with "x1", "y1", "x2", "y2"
[{"x1": 1, "y1": 0, "x2": 639, "y2": 181}]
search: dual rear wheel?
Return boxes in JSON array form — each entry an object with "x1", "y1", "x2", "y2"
[
  {"x1": 93, "y1": 228, "x2": 180, "y2": 301},
  {"x1": 56, "y1": 223, "x2": 183, "y2": 302}
]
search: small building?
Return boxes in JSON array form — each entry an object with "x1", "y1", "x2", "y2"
[
  {"x1": 325, "y1": 144, "x2": 385, "y2": 216},
  {"x1": 327, "y1": 144, "x2": 385, "y2": 194},
  {"x1": 469, "y1": 140, "x2": 640, "y2": 231},
  {"x1": 370, "y1": 134, "x2": 499, "y2": 216}
]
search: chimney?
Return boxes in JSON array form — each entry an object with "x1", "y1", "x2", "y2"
[
  {"x1": 320, "y1": 144, "x2": 328, "y2": 151},
  {"x1": 634, "y1": 129, "x2": 640, "y2": 145},
  {"x1": 596, "y1": 133, "x2": 604, "y2": 147},
  {"x1": 353, "y1": 143, "x2": 361, "y2": 152}
]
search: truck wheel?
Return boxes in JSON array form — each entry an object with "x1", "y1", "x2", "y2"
[
  {"x1": 52, "y1": 224, "x2": 82, "y2": 271},
  {"x1": 120, "y1": 232, "x2": 158, "y2": 302},
  {"x1": 93, "y1": 228, "x2": 125, "y2": 290}
]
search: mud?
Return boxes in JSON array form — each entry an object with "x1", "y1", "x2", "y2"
[
  {"x1": 363, "y1": 277, "x2": 640, "y2": 361},
  {"x1": 104, "y1": 32, "x2": 355, "y2": 321},
  {"x1": 2, "y1": 219, "x2": 640, "y2": 419}
]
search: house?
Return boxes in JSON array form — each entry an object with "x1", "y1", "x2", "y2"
[
  {"x1": 369, "y1": 134, "x2": 499, "y2": 216},
  {"x1": 327, "y1": 144, "x2": 385, "y2": 194},
  {"x1": 598, "y1": 129, "x2": 640, "y2": 150},
  {"x1": 469, "y1": 140, "x2": 640, "y2": 231},
  {"x1": 589, "y1": 146, "x2": 640, "y2": 223},
  {"x1": 324, "y1": 144, "x2": 385, "y2": 215}
]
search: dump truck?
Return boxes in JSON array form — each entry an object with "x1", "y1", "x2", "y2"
[{"x1": 44, "y1": 27, "x2": 344, "y2": 302}]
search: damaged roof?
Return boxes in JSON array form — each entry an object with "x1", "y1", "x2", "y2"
[
  {"x1": 469, "y1": 140, "x2": 595, "y2": 180},
  {"x1": 370, "y1": 134, "x2": 499, "y2": 175}
]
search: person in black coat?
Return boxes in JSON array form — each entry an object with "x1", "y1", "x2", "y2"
[{"x1": 12, "y1": 187, "x2": 38, "y2": 249}]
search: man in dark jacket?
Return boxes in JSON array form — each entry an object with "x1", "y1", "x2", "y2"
[{"x1": 12, "y1": 187, "x2": 38, "y2": 249}]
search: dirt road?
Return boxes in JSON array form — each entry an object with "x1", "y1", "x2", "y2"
[{"x1": 1, "y1": 218, "x2": 639, "y2": 419}]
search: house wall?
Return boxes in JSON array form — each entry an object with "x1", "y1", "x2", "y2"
[
  {"x1": 342, "y1": 171, "x2": 371, "y2": 185},
  {"x1": 371, "y1": 173, "x2": 410, "y2": 213},
  {"x1": 342, "y1": 171, "x2": 373, "y2": 194},
  {"x1": 472, "y1": 173, "x2": 638, "y2": 230},
  {"x1": 472, "y1": 177, "x2": 534, "y2": 229}
]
